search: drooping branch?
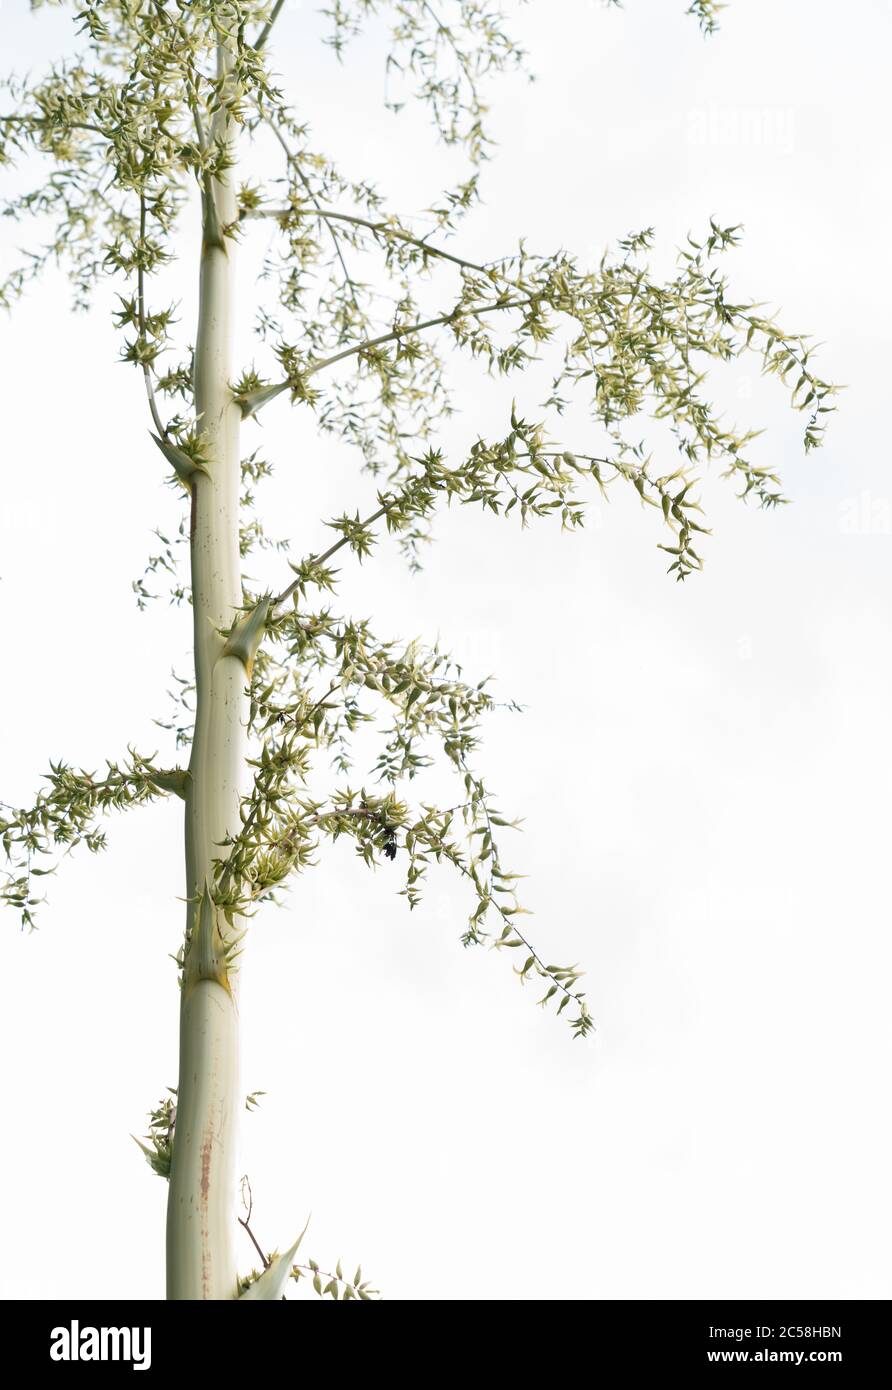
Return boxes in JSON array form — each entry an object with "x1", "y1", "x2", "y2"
[
  {"x1": 262, "y1": 119, "x2": 368, "y2": 319},
  {"x1": 242, "y1": 202, "x2": 492, "y2": 276},
  {"x1": 136, "y1": 192, "x2": 169, "y2": 440},
  {"x1": 234, "y1": 215, "x2": 834, "y2": 531},
  {"x1": 0, "y1": 114, "x2": 109, "y2": 139},
  {"x1": 0, "y1": 753, "x2": 188, "y2": 929},
  {"x1": 237, "y1": 295, "x2": 533, "y2": 417}
]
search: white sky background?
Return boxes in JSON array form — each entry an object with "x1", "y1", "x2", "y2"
[{"x1": 1, "y1": 0, "x2": 890, "y2": 1300}]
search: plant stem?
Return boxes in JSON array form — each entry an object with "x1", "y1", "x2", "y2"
[{"x1": 166, "y1": 39, "x2": 244, "y2": 1301}]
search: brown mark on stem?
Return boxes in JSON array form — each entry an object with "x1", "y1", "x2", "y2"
[{"x1": 200, "y1": 1131, "x2": 213, "y2": 1298}]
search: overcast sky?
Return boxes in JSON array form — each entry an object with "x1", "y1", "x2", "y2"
[{"x1": 1, "y1": 0, "x2": 890, "y2": 1300}]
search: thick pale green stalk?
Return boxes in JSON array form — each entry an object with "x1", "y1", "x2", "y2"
[{"x1": 166, "y1": 44, "x2": 244, "y2": 1301}]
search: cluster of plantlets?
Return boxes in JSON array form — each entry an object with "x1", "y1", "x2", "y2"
[{"x1": 0, "y1": 0, "x2": 833, "y2": 1298}]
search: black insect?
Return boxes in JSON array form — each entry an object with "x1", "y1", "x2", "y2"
[{"x1": 383, "y1": 832, "x2": 398, "y2": 861}]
